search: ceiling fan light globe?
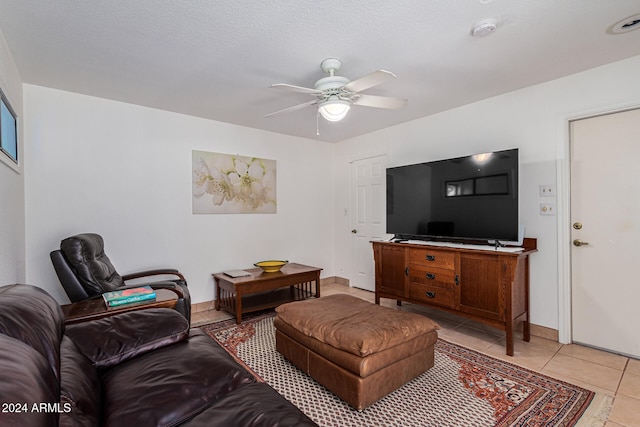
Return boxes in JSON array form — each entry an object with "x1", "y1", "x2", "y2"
[{"x1": 318, "y1": 99, "x2": 350, "y2": 122}]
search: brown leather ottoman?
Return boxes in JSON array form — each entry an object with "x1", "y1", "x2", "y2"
[{"x1": 274, "y1": 294, "x2": 439, "y2": 410}]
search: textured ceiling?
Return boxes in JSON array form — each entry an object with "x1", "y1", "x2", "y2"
[{"x1": 1, "y1": 0, "x2": 639, "y2": 142}]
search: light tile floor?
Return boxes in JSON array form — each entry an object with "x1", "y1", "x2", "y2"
[{"x1": 192, "y1": 282, "x2": 640, "y2": 427}]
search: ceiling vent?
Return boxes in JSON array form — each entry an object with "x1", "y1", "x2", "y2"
[{"x1": 608, "y1": 13, "x2": 640, "y2": 34}]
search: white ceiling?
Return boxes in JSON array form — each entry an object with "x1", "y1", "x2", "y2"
[{"x1": 1, "y1": 1, "x2": 639, "y2": 142}]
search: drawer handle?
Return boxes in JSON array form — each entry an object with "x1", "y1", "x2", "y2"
[
  {"x1": 426, "y1": 255, "x2": 436, "y2": 261},
  {"x1": 425, "y1": 291, "x2": 436, "y2": 298},
  {"x1": 425, "y1": 273, "x2": 436, "y2": 280}
]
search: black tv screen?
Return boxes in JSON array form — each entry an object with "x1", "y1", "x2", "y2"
[{"x1": 386, "y1": 149, "x2": 519, "y2": 242}]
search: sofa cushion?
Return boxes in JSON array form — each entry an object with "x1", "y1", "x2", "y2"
[
  {"x1": 65, "y1": 308, "x2": 189, "y2": 368},
  {"x1": 0, "y1": 284, "x2": 64, "y2": 379},
  {"x1": 0, "y1": 335, "x2": 59, "y2": 427},
  {"x1": 180, "y1": 383, "x2": 317, "y2": 427},
  {"x1": 100, "y1": 330, "x2": 256, "y2": 427},
  {"x1": 59, "y1": 336, "x2": 101, "y2": 427}
]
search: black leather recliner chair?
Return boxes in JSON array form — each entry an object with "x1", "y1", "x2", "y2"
[{"x1": 50, "y1": 233, "x2": 191, "y2": 323}]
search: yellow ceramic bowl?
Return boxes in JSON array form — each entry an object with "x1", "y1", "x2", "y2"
[{"x1": 254, "y1": 260, "x2": 288, "y2": 273}]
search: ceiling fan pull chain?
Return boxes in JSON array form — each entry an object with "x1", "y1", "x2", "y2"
[{"x1": 316, "y1": 110, "x2": 320, "y2": 136}]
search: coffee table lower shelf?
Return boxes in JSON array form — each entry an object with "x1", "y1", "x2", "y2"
[{"x1": 218, "y1": 286, "x2": 314, "y2": 320}]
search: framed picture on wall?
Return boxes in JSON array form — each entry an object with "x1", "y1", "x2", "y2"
[
  {"x1": 0, "y1": 88, "x2": 18, "y2": 164},
  {"x1": 192, "y1": 150, "x2": 277, "y2": 214}
]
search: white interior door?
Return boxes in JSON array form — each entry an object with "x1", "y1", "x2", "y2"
[
  {"x1": 570, "y1": 108, "x2": 640, "y2": 358},
  {"x1": 350, "y1": 155, "x2": 387, "y2": 291}
]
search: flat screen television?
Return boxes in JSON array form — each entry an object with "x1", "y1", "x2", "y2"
[{"x1": 386, "y1": 148, "x2": 519, "y2": 242}]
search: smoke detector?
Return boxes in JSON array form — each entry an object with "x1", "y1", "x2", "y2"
[{"x1": 471, "y1": 18, "x2": 498, "y2": 37}]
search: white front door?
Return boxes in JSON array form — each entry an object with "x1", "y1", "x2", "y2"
[
  {"x1": 570, "y1": 108, "x2": 640, "y2": 358},
  {"x1": 350, "y1": 155, "x2": 387, "y2": 291}
]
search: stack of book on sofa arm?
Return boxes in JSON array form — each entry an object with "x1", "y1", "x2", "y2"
[{"x1": 0, "y1": 283, "x2": 316, "y2": 426}]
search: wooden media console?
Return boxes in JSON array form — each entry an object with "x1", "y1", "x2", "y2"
[{"x1": 372, "y1": 238, "x2": 537, "y2": 356}]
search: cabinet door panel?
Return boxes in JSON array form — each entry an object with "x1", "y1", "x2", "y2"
[
  {"x1": 378, "y1": 245, "x2": 406, "y2": 297},
  {"x1": 458, "y1": 254, "x2": 502, "y2": 320}
]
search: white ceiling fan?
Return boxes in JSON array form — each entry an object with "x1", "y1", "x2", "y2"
[{"x1": 265, "y1": 58, "x2": 407, "y2": 122}]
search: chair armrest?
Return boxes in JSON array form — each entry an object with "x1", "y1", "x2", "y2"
[
  {"x1": 65, "y1": 308, "x2": 189, "y2": 369},
  {"x1": 121, "y1": 268, "x2": 186, "y2": 282}
]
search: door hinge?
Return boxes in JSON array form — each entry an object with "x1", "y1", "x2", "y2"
[
  {"x1": 405, "y1": 267, "x2": 409, "y2": 276},
  {"x1": 455, "y1": 274, "x2": 460, "y2": 286}
]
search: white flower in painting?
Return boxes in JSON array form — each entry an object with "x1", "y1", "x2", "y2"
[
  {"x1": 262, "y1": 168, "x2": 276, "y2": 202},
  {"x1": 227, "y1": 157, "x2": 273, "y2": 209},
  {"x1": 228, "y1": 159, "x2": 249, "y2": 195},
  {"x1": 192, "y1": 157, "x2": 231, "y2": 205},
  {"x1": 192, "y1": 158, "x2": 210, "y2": 198},
  {"x1": 209, "y1": 154, "x2": 236, "y2": 177}
]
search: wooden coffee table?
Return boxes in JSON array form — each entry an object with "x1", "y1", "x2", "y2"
[
  {"x1": 61, "y1": 288, "x2": 178, "y2": 324},
  {"x1": 212, "y1": 263, "x2": 322, "y2": 323}
]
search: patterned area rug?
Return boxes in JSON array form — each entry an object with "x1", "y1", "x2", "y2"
[{"x1": 200, "y1": 312, "x2": 611, "y2": 427}]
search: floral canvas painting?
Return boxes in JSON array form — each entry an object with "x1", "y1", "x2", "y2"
[{"x1": 192, "y1": 150, "x2": 277, "y2": 214}]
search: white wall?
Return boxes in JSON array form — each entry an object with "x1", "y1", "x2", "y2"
[
  {"x1": 0, "y1": 27, "x2": 25, "y2": 284},
  {"x1": 334, "y1": 55, "x2": 640, "y2": 331},
  {"x1": 24, "y1": 86, "x2": 335, "y2": 304}
]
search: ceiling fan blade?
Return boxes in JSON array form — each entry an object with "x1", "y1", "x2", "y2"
[
  {"x1": 269, "y1": 83, "x2": 321, "y2": 95},
  {"x1": 343, "y1": 70, "x2": 396, "y2": 93},
  {"x1": 353, "y1": 94, "x2": 407, "y2": 109},
  {"x1": 264, "y1": 99, "x2": 318, "y2": 118}
]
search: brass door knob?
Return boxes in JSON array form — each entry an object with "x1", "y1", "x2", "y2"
[{"x1": 573, "y1": 239, "x2": 589, "y2": 247}]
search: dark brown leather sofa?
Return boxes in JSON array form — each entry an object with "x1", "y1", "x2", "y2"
[{"x1": 0, "y1": 284, "x2": 316, "y2": 427}]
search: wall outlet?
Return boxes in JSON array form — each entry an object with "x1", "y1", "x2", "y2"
[
  {"x1": 540, "y1": 203, "x2": 556, "y2": 215},
  {"x1": 539, "y1": 185, "x2": 555, "y2": 197}
]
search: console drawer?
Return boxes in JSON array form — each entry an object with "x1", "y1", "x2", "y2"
[
  {"x1": 409, "y1": 266, "x2": 456, "y2": 288},
  {"x1": 409, "y1": 249, "x2": 455, "y2": 269},
  {"x1": 409, "y1": 283, "x2": 454, "y2": 308}
]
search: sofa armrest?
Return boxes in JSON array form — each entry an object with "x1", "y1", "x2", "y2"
[{"x1": 65, "y1": 308, "x2": 189, "y2": 369}]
